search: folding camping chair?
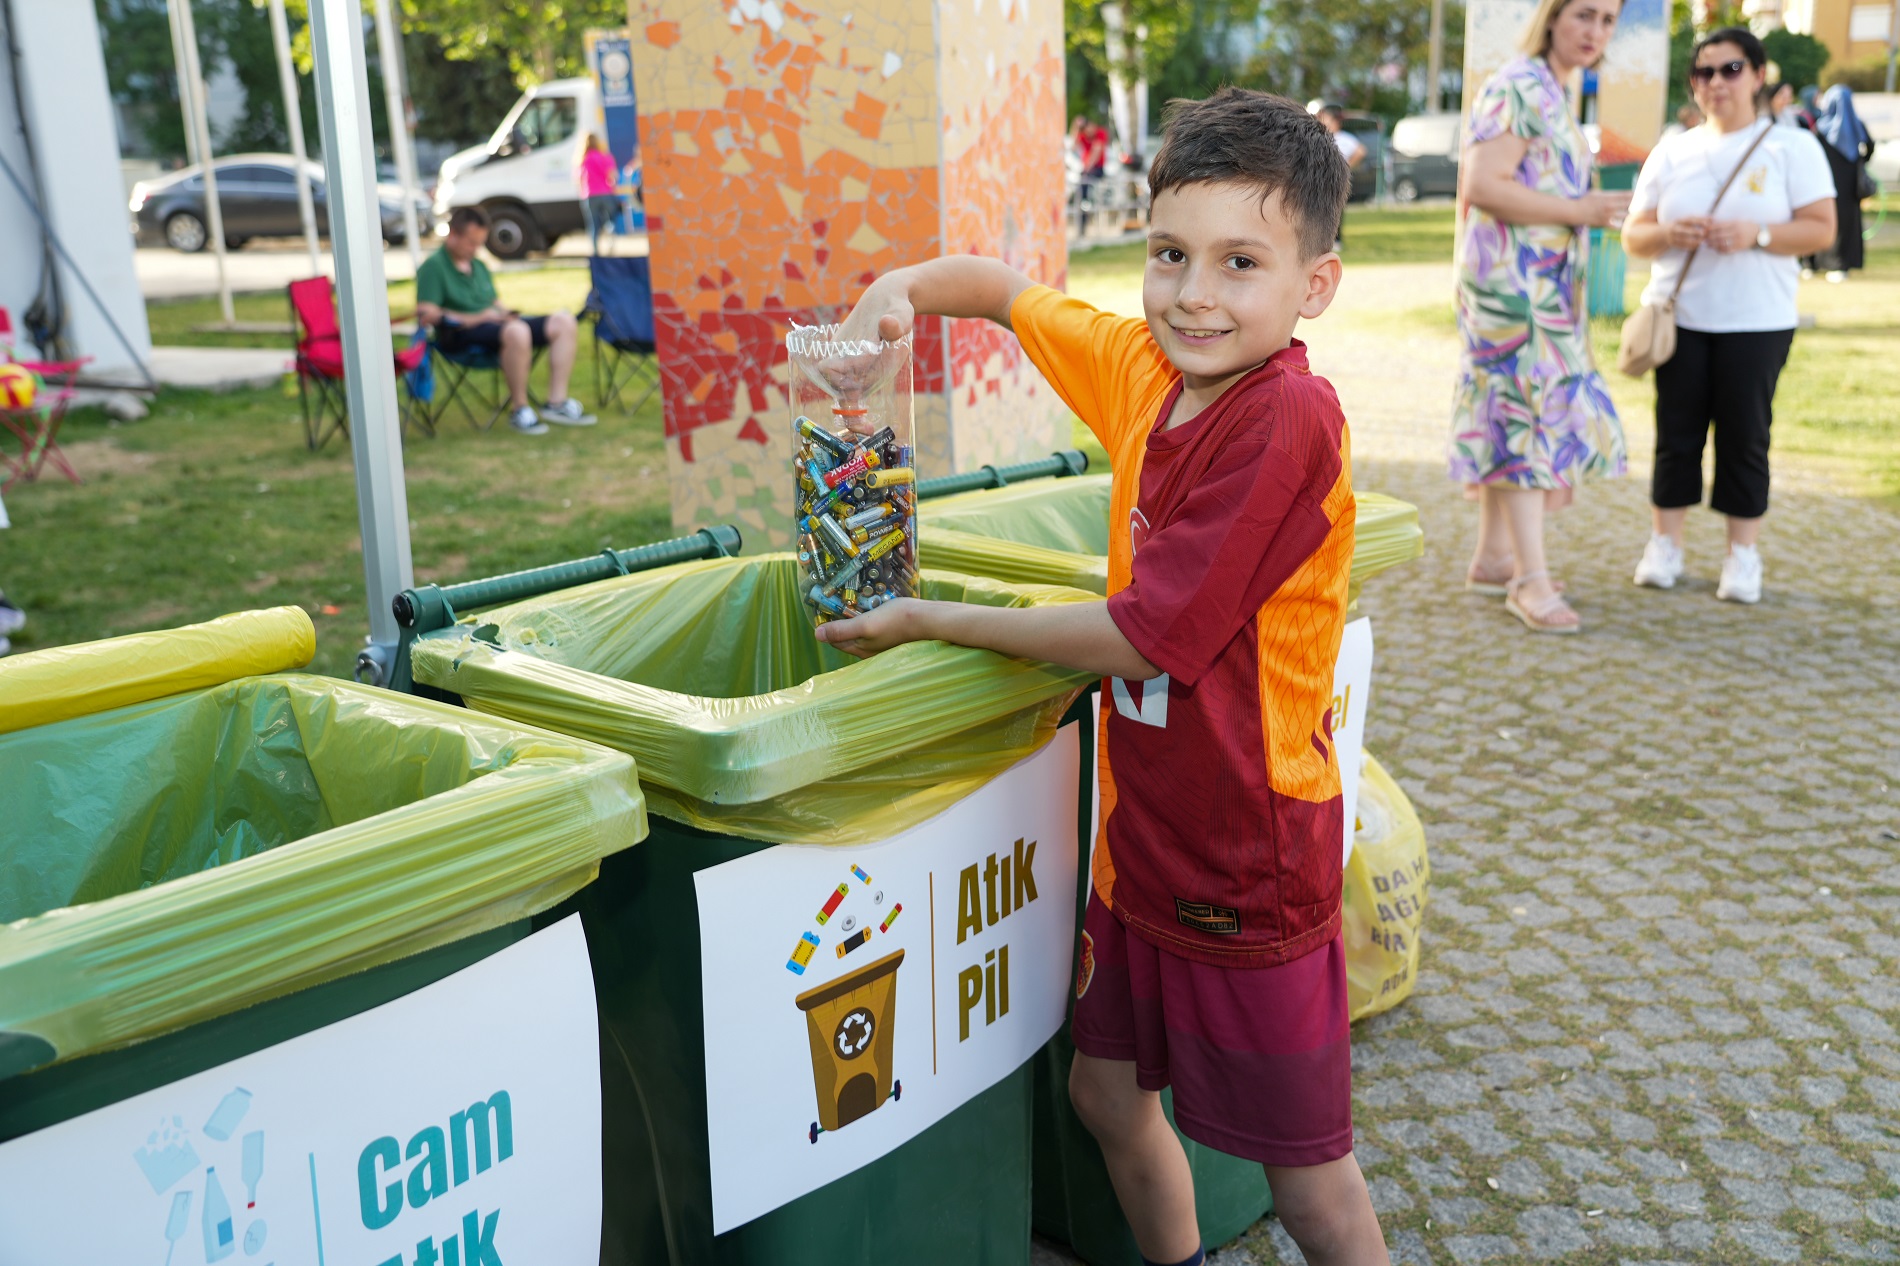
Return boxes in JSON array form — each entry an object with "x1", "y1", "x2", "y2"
[
  {"x1": 289, "y1": 277, "x2": 429, "y2": 451},
  {"x1": 424, "y1": 331, "x2": 522, "y2": 433},
  {"x1": 0, "y1": 354, "x2": 86, "y2": 492},
  {"x1": 582, "y1": 256, "x2": 660, "y2": 414}
]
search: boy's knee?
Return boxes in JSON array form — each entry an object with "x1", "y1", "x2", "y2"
[
  {"x1": 500, "y1": 320, "x2": 531, "y2": 347},
  {"x1": 1067, "y1": 1054, "x2": 1146, "y2": 1140},
  {"x1": 1276, "y1": 1198, "x2": 1358, "y2": 1257},
  {"x1": 546, "y1": 310, "x2": 577, "y2": 339}
]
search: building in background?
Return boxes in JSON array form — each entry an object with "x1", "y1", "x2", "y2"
[{"x1": 1778, "y1": 0, "x2": 1897, "y2": 71}]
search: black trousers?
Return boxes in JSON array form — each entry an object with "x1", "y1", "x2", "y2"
[{"x1": 1651, "y1": 326, "x2": 1793, "y2": 519}]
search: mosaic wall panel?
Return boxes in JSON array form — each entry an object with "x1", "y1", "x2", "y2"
[{"x1": 628, "y1": 0, "x2": 1068, "y2": 545}]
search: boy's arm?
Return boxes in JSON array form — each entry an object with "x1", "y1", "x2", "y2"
[
  {"x1": 840, "y1": 256, "x2": 1036, "y2": 343},
  {"x1": 816, "y1": 598, "x2": 1160, "y2": 682}
]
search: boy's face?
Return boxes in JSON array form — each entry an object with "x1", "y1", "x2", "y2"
[{"x1": 1142, "y1": 182, "x2": 1341, "y2": 395}]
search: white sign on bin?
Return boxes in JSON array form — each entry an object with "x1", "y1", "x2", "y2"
[
  {"x1": 0, "y1": 916, "x2": 602, "y2": 1266},
  {"x1": 1334, "y1": 616, "x2": 1375, "y2": 865},
  {"x1": 695, "y1": 725, "x2": 1082, "y2": 1233}
]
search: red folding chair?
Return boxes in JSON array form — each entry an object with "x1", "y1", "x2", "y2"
[
  {"x1": 289, "y1": 277, "x2": 430, "y2": 452},
  {"x1": 0, "y1": 354, "x2": 86, "y2": 493}
]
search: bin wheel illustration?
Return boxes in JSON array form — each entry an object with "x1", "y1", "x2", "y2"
[
  {"x1": 809, "y1": 1121, "x2": 820, "y2": 1145},
  {"x1": 892, "y1": 1080, "x2": 902, "y2": 1102}
]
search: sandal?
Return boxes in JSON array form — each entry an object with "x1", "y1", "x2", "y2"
[
  {"x1": 1504, "y1": 570, "x2": 1581, "y2": 634},
  {"x1": 1468, "y1": 566, "x2": 1565, "y2": 598}
]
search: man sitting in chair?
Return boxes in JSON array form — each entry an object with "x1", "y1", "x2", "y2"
[{"x1": 415, "y1": 206, "x2": 595, "y2": 435}]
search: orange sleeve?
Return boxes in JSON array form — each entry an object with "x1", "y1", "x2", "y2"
[{"x1": 1009, "y1": 285, "x2": 1173, "y2": 454}]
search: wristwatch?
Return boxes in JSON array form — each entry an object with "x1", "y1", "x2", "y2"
[{"x1": 1755, "y1": 224, "x2": 1773, "y2": 250}]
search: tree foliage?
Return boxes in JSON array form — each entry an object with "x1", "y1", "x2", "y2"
[
  {"x1": 1066, "y1": 0, "x2": 1466, "y2": 127},
  {"x1": 1762, "y1": 29, "x2": 1829, "y2": 92},
  {"x1": 400, "y1": 0, "x2": 626, "y2": 85}
]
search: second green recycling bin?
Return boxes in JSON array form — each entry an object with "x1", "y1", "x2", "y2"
[
  {"x1": 920, "y1": 473, "x2": 1425, "y2": 606},
  {"x1": 409, "y1": 555, "x2": 1100, "y2": 1266}
]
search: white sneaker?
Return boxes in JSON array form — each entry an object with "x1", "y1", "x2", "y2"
[
  {"x1": 0, "y1": 593, "x2": 23, "y2": 636},
  {"x1": 540, "y1": 398, "x2": 597, "y2": 427},
  {"x1": 1717, "y1": 545, "x2": 1762, "y2": 604},
  {"x1": 509, "y1": 406, "x2": 549, "y2": 436},
  {"x1": 1632, "y1": 534, "x2": 1683, "y2": 589}
]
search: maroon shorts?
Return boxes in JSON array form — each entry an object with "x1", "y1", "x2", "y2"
[{"x1": 1070, "y1": 893, "x2": 1354, "y2": 1167}]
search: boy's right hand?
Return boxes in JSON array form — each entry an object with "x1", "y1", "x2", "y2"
[{"x1": 837, "y1": 273, "x2": 915, "y2": 344}]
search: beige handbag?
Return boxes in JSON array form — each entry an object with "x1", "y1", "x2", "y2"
[{"x1": 1617, "y1": 123, "x2": 1773, "y2": 377}]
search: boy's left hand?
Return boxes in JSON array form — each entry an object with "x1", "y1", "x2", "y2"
[{"x1": 814, "y1": 598, "x2": 924, "y2": 657}]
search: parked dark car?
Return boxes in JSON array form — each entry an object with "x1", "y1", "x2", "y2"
[
  {"x1": 1340, "y1": 112, "x2": 1383, "y2": 204},
  {"x1": 1388, "y1": 114, "x2": 1461, "y2": 203},
  {"x1": 130, "y1": 154, "x2": 431, "y2": 252}
]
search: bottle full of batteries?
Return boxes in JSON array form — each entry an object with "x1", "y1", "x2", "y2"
[{"x1": 785, "y1": 324, "x2": 917, "y2": 627}]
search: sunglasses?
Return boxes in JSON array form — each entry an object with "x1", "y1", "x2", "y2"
[{"x1": 1690, "y1": 59, "x2": 1749, "y2": 83}]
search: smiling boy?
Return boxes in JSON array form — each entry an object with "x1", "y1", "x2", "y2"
[{"x1": 818, "y1": 90, "x2": 1386, "y2": 1264}]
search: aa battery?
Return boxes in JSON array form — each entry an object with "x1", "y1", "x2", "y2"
[
  {"x1": 836, "y1": 927, "x2": 874, "y2": 957},
  {"x1": 815, "y1": 883, "x2": 849, "y2": 925}
]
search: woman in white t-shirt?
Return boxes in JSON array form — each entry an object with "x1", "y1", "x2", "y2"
[{"x1": 1622, "y1": 27, "x2": 1836, "y2": 604}]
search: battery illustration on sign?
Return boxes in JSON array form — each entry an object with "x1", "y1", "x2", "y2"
[
  {"x1": 834, "y1": 927, "x2": 873, "y2": 958},
  {"x1": 850, "y1": 865, "x2": 872, "y2": 885},
  {"x1": 814, "y1": 884, "x2": 849, "y2": 926},
  {"x1": 878, "y1": 904, "x2": 903, "y2": 934},
  {"x1": 796, "y1": 949, "x2": 905, "y2": 1145},
  {"x1": 786, "y1": 931, "x2": 821, "y2": 975}
]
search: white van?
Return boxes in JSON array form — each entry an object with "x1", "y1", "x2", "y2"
[{"x1": 432, "y1": 78, "x2": 598, "y2": 259}]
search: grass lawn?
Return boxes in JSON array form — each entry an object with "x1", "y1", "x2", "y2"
[{"x1": 1, "y1": 347, "x2": 671, "y2": 678}]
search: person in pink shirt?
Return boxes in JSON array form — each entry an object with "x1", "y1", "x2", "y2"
[{"x1": 579, "y1": 134, "x2": 621, "y2": 255}]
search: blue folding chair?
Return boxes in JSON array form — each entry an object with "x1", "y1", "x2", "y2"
[
  {"x1": 582, "y1": 256, "x2": 660, "y2": 414},
  {"x1": 426, "y1": 324, "x2": 511, "y2": 432}
]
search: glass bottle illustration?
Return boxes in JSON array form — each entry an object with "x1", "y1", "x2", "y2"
[
  {"x1": 202, "y1": 1166, "x2": 235, "y2": 1261},
  {"x1": 240, "y1": 1131, "x2": 264, "y2": 1209}
]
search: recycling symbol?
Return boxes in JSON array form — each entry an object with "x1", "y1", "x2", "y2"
[{"x1": 833, "y1": 1007, "x2": 875, "y2": 1060}]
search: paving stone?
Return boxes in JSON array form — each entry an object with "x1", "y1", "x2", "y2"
[
  {"x1": 1725, "y1": 1222, "x2": 1803, "y2": 1262},
  {"x1": 1431, "y1": 1195, "x2": 1489, "y2": 1227},
  {"x1": 1236, "y1": 267, "x2": 1900, "y2": 1266},
  {"x1": 1387, "y1": 1228, "x2": 1433, "y2": 1265},
  {"x1": 1442, "y1": 1234, "x2": 1521, "y2": 1264},
  {"x1": 1366, "y1": 1175, "x2": 1414, "y2": 1216}
]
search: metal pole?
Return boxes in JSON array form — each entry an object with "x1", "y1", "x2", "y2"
[
  {"x1": 171, "y1": 0, "x2": 234, "y2": 324},
  {"x1": 1886, "y1": 0, "x2": 1896, "y2": 94},
  {"x1": 268, "y1": 0, "x2": 321, "y2": 273},
  {"x1": 164, "y1": 0, "x2": 198, "y2": 168},
  {"x1": 1427, "y1": 0, "x2": 1446, "y2": 113},
  {"x1": 371, "y1": 0, "x2": 423, "y2": 270},
  {"x1": 307, "y1": 0, "x2": 414, "y2": 687}
]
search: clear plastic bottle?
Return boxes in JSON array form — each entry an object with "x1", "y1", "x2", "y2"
[{"x1": 785, "y1": 325, "x2": 917, "y2": 627}]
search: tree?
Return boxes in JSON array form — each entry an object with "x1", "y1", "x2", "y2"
[
  {"x1": 1238, "y1": 0, "x2": 1464, "y2": 116},
  {"x1": 401, "y1": 0, "x2": 627, "y2": 86},
  {"x1": 1762, "y1": 28, "x2": 1828, "y2": 92}
]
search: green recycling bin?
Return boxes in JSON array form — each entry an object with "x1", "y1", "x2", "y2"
[
  {"x1": 918, "y1": 475, "x2": 1425, "y2": 1264},
  {"x1": 409, "y1": 555, "x2": 1101, "y2": 1265},
  {"x1": 0, "y1": 610, "x2": 646, "y2": 1244}
]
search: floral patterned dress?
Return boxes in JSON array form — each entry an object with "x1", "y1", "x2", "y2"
[{"x1": 1450, "y1": 56, "x2": 1624, "y2": 491}]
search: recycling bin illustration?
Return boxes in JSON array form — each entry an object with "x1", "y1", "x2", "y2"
[{"x1": 796, "y1": 948, "x2": 905, "y2": 1141}]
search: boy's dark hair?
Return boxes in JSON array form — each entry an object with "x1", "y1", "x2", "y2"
[
  {"x1": 448, "y1": 205, "x2": 490, "y2": 235},
  {"x1": 1148, "y1": 88, "x2": 1350, "y2": 260}
]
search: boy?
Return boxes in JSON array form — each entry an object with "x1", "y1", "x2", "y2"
[{"x1": 817, "y1": 89, "x2": 1387, "y2": 1265}]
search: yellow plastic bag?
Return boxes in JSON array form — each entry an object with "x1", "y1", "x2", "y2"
[
  {"x1": 0, "y1": 613, "x2": 645, "y2": 1076},
  {"x1": 0, "y1": 606, "x2": 314, "y2": 736},
  {"x1": 410, "y1": 555, "x2": 1098, "y2": 845},
  {"x1": 1343, "y1": 754, "x2": 1429, "y2": 1022},
  {"x1": 920, "y1": 475, "x2": 1425, "y2": 605}
]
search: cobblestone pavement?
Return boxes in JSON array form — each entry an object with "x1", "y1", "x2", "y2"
[{"x1": 1046, "y1": 263, "x2": 1900, "y2": 1265}]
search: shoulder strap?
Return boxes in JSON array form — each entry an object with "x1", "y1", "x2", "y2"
[{"x1": 1669, "y1": 121, "x2": 1775, "y2": 303}]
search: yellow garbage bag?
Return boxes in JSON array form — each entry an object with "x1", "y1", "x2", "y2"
[{"x1": 1343, "y1": 754, "x2": 1429, "y2": 1022}]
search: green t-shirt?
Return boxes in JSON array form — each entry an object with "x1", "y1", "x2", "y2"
[{"x1": 415, "y1": 248, "x2": 497, "y2": 317}]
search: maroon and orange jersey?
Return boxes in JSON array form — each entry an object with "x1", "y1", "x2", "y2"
[{"x1": 1011, "y1": 285, "x2": 1355, "y2": 968}]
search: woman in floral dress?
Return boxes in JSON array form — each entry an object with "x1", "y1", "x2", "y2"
[{"x1": 1452, "y1": 0, "x2": 1631, "y2": 633}]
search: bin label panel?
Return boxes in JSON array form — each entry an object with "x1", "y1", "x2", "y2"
[
  {"x1": 1335, "y1": 617, "x2": 1375, "y2": 867},
  {"x1": 0, "y1": 917, "x2": 602, "y2": 1266},
  {"x1": 695, "y1": 725, "x2": 1082, "y2": 1233}
]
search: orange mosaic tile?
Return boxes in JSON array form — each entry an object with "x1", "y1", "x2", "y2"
[{"x1": 628, "y1": 0, "x2": 1069, "y2": 543}]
